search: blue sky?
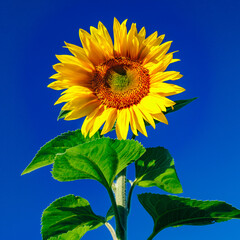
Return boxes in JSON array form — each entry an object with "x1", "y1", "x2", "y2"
[{"x1": 1, "y1": 0, "x2": 240, "y2": 239}]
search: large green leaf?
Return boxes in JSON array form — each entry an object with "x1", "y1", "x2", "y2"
[
  {"x1": 135, "y1": 147, "x2": 182, "y2": 194},
  {"x1": 138, "y1": 193, "x2": 240, "y2": 240},
  {"x1": 165, "y1": 98, "x2": 197, "y2": 115},
  {"x1": 52, "y1": 137, "x2": 145, "y2": 188},
  {"x1": 22, "y1": 130, "x2": 100, "y2": 175},
  {"x1": 41, "y1": 195, "x2": 105, "y2": 240}
]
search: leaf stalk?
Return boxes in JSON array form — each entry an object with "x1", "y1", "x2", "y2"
[{"x1": 105, "y1": 222, "x2": 117, "y2": 240}]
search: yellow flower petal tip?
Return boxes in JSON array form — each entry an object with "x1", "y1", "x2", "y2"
[{"x1": 49, "y1": 18, "x2": 185, "y2": 139}]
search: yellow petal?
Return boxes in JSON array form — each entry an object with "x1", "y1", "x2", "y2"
[
  {"x1": 113, "y1": 18, "x2": 121, "y2": 54},
  {"x1": 144, "y1": 93, "x2": 166, "y2": 112},
  {"x1": 138, "y1": 33, "x2": 164, "y2": 59},
  {"x1": 55, "y1": 55, "x2": 92, "y2": 73},
  {"x1": 149, "y1": 93, "x2": 176, "y2": 108},
  {"x1": 144, "y1": 53, "x2": 174, "y2": 74},
  {"x1": 151, "y1": 34, "x2": 165, "y2": 46},
  {"x1": 142, "y1": 31, "x2": 158, "y2": 46},
  {"x1": 140, "y1": 35, "x2": 165, "y2": 58},
  {"x1": 132, "y1": 105, "x2": 147, "y2": 137},
  {"x1": 61, "y1": 86, "x2": 92, "y2": 95},
  {"x1": 47, "y1": 80, "x2": 72, "y2": 90},
  {"x1": 137, "y1": 27, "x2": 146, "y2": 45},
  {"x1": 129, "y1": 107, "x2": 138, "y2": 136},
  {"x1": 61, "y1": 94, "x2": 97, "y2": 110},
  {"x1": 127, "y1": 23, "x2": 139, "y2": 59},
  {"x1": 113, "y1": 18, "x2": 128, "y2": 57},
  {"x1": 64, "y1": 42, "x2": 94, "y2": 71},
  {"x1": 64, "y1": 42, "x2": 86, "y2": 56},
  {"x1": 79, "y1": 29, "x2": 106, "y2": 65},
  {"x1": 119, "y1": 19, "x2": 128, "y2": 57},
  {"x1": 152, "y1": 111, "x2": 168, "y2": 125},
  {"x1": 140, "y1": 95, "x2": 161, "y2": 114},
  {"x1": 171, "y1": 58, "x2": 180, "y2": 63},
  {"x1": 65, "y1": 100, "x2": 100, "y2": 120},
  {"x1": 150, "y1": 83, "x2": 185, "y2": 95},
  {"x1": 116, "y1": 108, "x2": 130, "y2": 140},
  {"x1": 143, "y1": 41, "x2": 172, "y2": 64},
  {"x1": 81, "y1": 106, "x2": 102, "y2": 137},
  {"x1": 54, "y1": 94, "x2": 76, "y2": 105},
  {"x1": 90, "y1": 26, "x2": 114, "y2": 58},
  {"x1": 156, "y1": 52, "x2": 174, "y2": 72},
  {"x1": 137, "y1": 103, "x2": 156, "y2": 129},
  {"x1": 53, "y1": 63, "x2": 93, "y2": 82},
  {"x1": 49, "y1": 73, "x2": 61, "y2": 79},
  {"x1": 98, "y1": 21, "x2": 114, "y2": 49},
  {"x1": 101, "y1": 108, "x2": 117, "y2": 135},
  {"x1": 89, "y1": 106, "x2": 108, "y2": 137},
  {"x1": 172, "y1": 73, "x2": 183, "y2": 80},
  {"x1": 150, "y1": 71, "x2": 181, "y2": 83}
]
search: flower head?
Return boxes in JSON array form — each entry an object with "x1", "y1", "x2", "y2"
[{"x1": 48, "y1": 18, "x2": 185, "y2": 139}]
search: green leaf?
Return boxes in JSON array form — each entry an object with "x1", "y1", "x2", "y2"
[
  {"x1": 135, "y1": 147, "x2": 182, "y2": 194},
  {"x1": 165, "y1": 98, "x2": 197, "y2": 115},
  {"x1": 52, "y1": 137, "x2": 145, "y2": 189},
  {"x1": 48, "y1": 226, "x2": 90, "y2": 240},
  {"x1": 41, "y1": 194, "x2": 105, "y2": 240},
  {"x1": 106, "y1": 206, "x2": 115, "y2": 221},
  {"x1": 22, "y1": 130, "x2": 100, "y2": 175},
  {"x1": 138, "y1": 193, "x2": 240, "y2": 240},
  {"x1": 57, "y1": 110, "x2": 71, "y2": 121}
]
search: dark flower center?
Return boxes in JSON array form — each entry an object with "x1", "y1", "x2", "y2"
[{"x1": 92, "y1": 57, "x2": 150, "y2": 109}]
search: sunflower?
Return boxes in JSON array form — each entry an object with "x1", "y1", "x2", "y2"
[{"x1": 48, "y1": 18, "x2": 185, "y2": 140}]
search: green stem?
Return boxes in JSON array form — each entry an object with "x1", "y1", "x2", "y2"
[
  {"x1": 126, "y1": 133, "x2": 137, "y2": 214},
  {"x1": 147, "y1": 233, "x2": 155, "y2": 240},
  {"x1": 107, "y1": 187, "x2": 124, "y2": 237},
  {"x1": 115, "y1": 168, "x2": 128, "y2": 240},
  {"x1": 113, "y1": 133, "x2": 136, "y2": 239},
  {"x1": 127, "y1": 180, "x2": 137, "y2": 214}
]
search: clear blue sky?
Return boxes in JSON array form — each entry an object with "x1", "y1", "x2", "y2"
[{"x1": 1, "y1": 0, "x2": 240, "y2": 239}]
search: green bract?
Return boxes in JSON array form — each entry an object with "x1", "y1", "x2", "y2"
[
  {"x1": 165, "y1": 98, "x2": 197, "y2": 115},
  {"x1": 57, "y1": 110, "x2": 71, "y2": 120}
]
